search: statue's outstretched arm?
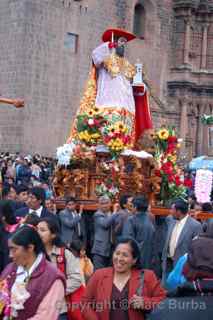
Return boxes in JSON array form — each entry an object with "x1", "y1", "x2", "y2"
[
  {"x1": 0, "y1": 97, "x2": 24, "y2": 108},
  {"x1": 92, "y1": 42, "x2": 111, "y2": 67}
]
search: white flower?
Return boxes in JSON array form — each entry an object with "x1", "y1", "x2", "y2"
[
  {"x1": 195, "y1": 169, "x2": 213, "y2": 203},
  {"x1": 109, "y1": 187, "x2": 119, "y2": 195},
  {"x1": 11, "y1": 283, "x2": 31, "y2": 317},
  {"x1": 88, "y1": 119, "x2": 95, "y2": 126},
  {"x1": 56, "y1": 143, "x2": 75, "y2": 166}
]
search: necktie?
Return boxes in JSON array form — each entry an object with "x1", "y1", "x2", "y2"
[{"x1": 77, "y1": 221, "x2": 81, "y2": 237}]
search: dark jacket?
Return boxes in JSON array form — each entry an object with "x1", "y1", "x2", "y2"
[
  {"x1": 15, "y1": 206, "x2": 54, "y2": 219},
  {"x1": 148, "y1": 296, "x2": 213, "y2": 320},
  {"x1": 148, "y1": 280, "x2": 213, "y2": 320},
  {"x1": 161, "y1": 216, "x2": 202, "y2": 283},
  {"x1": 59, "y1": 209, "x2": 86, "y2": 245},
  {"x1": 91, "y1": 211, "x2": 118, "y2": 257},
  {"x1": 0, "y1": 226, "x2": 10, "y2": 273},
  {"x1": 123, "y1": 211, "x2": 155, "y2": 269}
]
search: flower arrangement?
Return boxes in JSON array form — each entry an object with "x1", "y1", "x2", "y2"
[
  {"x1": 195, "y1": 169, "x2": 213, "y2": 203},
  {"x1": 96, "y1": 159, "x2": 120, "y2": 199},
  {"x1": 57, "y1": 106, "x2": 134, "y2": 164},
  {"x1": 0, "y1": 277, "x2": 31, "y2": 319},
  {"x1": 95, "y1": 180, "x2": 119, "y2": 199},
  {"x1": 56, "y1": 143, "x2": 76, "y2": 166},
  {"x1": 0, "y1": 279, "x2": 10, "y2": 318},
  {"x1": 154, "y1": 127, "x2": 187, "y2": 206},
  {"x1": 103, "y1": 121, "x2": 132, "y2": 158},
  {"x1": 76, "y1": 107, "x2": 107, "y2": 146},
  {"x1": 57, "y1": 143, "x2": 96, "y2": 168}
]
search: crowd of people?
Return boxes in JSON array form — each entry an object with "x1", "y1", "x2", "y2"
[{"x1": 0, "y1": 152, "x2": 213, "y2": 320}]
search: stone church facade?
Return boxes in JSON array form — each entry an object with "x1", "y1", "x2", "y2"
[{"x1": 0, "y1": 0, "x2": 212, "y2": 160}]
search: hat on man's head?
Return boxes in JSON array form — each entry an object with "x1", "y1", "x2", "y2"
[{"x1": 102, "y1": 28, "x2": 136, "y2": 43}]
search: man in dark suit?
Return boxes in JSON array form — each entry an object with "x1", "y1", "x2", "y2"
[
  {"x1": 123, "y1": 195, "x2": 155, "y2": 269},
  {"x1": 113, "y1": 194, "x2": 133, "y2": 242},
  {"x1": 91, "y1": 195, "x2": 119, "y2": 270},
  {"x1": 59, "y1": 197, "x2": 86, "y2": 247},
  {"x1": 15, "y1": 187, "x2": 53, "y2": 219},
  {"x1": 161, "y1": 199, "x2": 202, "y2": 285}
]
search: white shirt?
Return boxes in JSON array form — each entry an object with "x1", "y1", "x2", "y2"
[
  {"x1": 29, "y1": 206, "x2": 43, "y2": 217},
  {"x1": 11, "y1": 254, "x2": 44, "y2": 316},
  {"x1": 71, "y1": 211, "x2": 82, "y2": 236},
  {"x1": 169, "y1": 215, "x2": 189, "y2": 258},
  {"x1": 14, "y1": 253, "x2": 43, "y2": 284}
]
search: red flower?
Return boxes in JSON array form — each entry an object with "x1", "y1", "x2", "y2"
[
  {"x1": 168, "y1": 175, "x2": 175, "y2": 183},
  {"x1": 161, "y1": 162, "x2": 173, "y2": 175},
  {"x1": 175, "y1": 176, "x2": 182, "y2": 186},
  {"x1": 94, "y1": 119, "x2": 100, "y2": 126},
  {"x1": 168, "y1": 136, "x2": 177, "y2": 144},
  {"x1": 104, "y1": 136, "x2": 111, "y2": 143},
  {"x1": 122, "y1": 135, "x2": 130, "y2": 144},
  {"x1": 184, "y1": 178, "x2": 193, "y2": 188},
  {"x1": 154, "y1": 169, "x2": 161, "y2": 177},
  {"x1": 166, "y1": 143, "x2": 176, "y2": 153}
]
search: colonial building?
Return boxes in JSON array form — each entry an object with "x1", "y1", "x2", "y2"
[{"x1": 0, "y1": 0, "x2": 212, "y2": 159}]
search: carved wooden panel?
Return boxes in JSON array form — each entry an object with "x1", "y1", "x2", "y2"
[{"x1": 53, "y1": 153, "x2": 159, "y2": 202}]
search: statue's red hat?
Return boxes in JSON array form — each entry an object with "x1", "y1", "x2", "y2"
[{"x1": 102, "y1": 28, "x2": 136, "y2": 43}]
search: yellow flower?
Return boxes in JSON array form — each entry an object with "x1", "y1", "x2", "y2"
[
  {"x1": 108, "y1": 138, "x2": 124, "y2": 151},
  {"x1": 108, "y1": 125, "x2": 116, "y2": 134},
  {"x1": 78, "y1": 130, "x2": 92, "y2": 142},
  {"x1": 114, "y1": 121, "x2": 128, "y2": 133},
  {"x1": 91, "y1": 133, "x2": 100, "y2": 139},
  {"x1": 93, "y1": 107, "x2": 101, "y2": 115},
  {"x1": 87, "y1": 107, "x2": 101, "y2": 117},
  {"x1": 158, "y1": 129, "x2": 169, "y2": 140},
  {"x1": 88, "y1": 110, "x2": 95, "y2": 117}
]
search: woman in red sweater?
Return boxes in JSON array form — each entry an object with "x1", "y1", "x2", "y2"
[{"x1": 81, "y1": 237, "x2": 166, "y2": 320}]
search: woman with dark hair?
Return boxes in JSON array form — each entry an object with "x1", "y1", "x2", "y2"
[
  {"x1": 81, "y1": 237, "x2": 166, "y2": 320},
  {"x1": 37, "y1": 217, "x2": 83, "y2": 320},
  {"x1": 0, "y1": 225, "x2": 65, "y2": 320},
  {"x1": 0, "y1": 200, "x2": 17, "y2": 272}
]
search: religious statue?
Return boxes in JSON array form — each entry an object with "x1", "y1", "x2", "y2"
[{"x1": 67, "y1": 28, "x2": 152, "y2": 148}]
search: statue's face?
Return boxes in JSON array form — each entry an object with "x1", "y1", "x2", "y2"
[
  {"x1": 117, "y1": 37, "x2": 127, "y2": 47},
  {"x1": 116, "y1": 37, "x2": 127, "y2": 57}
]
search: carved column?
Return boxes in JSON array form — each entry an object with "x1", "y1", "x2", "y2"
[
  {"x1": 201, "y1": 24, "x2": 209, "y2": 69},
  {"x1": 183, "y1": 19, "x2": 191, "y2": 65},
  {"x1": 180, "y1": 98, "x2": 188, "y2": 154}
]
